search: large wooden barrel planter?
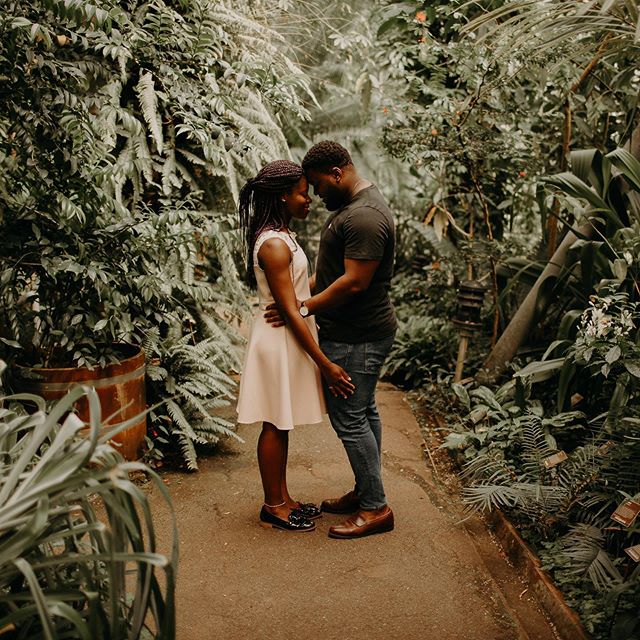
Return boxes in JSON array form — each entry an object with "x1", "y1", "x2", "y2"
[{"x1": 14, "y1": 345, "x2": 146, "y2": 461}]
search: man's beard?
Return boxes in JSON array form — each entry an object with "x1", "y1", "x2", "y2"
[{"x1": 324, "y1": 189, "x2": 345, "y2": 211}]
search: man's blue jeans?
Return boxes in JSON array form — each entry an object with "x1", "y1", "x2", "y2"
[{"x1": 320, "y1": 333, "x2": 395, "y2": 510}]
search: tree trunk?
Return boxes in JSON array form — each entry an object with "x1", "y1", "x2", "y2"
[{"x1": 478, "y1": 222, "x2": 592, "y2": 382}]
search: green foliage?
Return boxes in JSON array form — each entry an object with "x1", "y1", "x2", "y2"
[
  {"x1": 143, "y1": 322, "x2": 243, "y2": 471},
  {"x1": 0, "y1": 367, "x2": 177, "y2": 638},
  {"x1": 444, "y1": 375, "x2": 640, "y2": 638},
  {"x1": 378, "y1": 0, "x2": 549, "y2": 242},
  {"x1": 446, "y1": 379, "x2": 596, "y2": 530},
  {"x1": 0, "y1": 0, "x2": 312, "y2": 466},
  {"x1": 463, "y1": 1, "x2": 640, "y2": 72},
  {"x1": 383, "y1": 214, "x2": 459, "y2": 384},
  {"x1": 372, "y1": 2, "x2": 640, "y2": 635},
  {"x1": 0, "y1": 0, "x2": 309, "y2": 366},
  {"x1": 440, "y1": 146, "x2": 640, "y2": 636},
  {"x1": 383, "y1": 314, "x2": 458, "y2": 387},
  {"x1": 372, "y1": 0, "x2": 640, "y2": 370}
]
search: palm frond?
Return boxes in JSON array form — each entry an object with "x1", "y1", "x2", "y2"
[{"x1": 561, "y1": 523, "x2": 623, "y2": 589}]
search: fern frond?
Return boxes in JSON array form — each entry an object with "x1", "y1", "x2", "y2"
[
  {"x1": 176, "y1": 431, "x2": 198, "y2": 471},
  {"x1": 462, "y1": 450, "x2": 517, "y2": 484},
  {"x1": 146, "y1": 364, "x2": 168, "y2": 382},
  {"x1": 520, "y1": 413, "x2": 554, "y2": 477},
  {"x1": 166, "y1": 399, "x2": 200, "y2": 442},
  {"x1": 136, "y1": 70, "x2": 163, "y2": 154},
  {"x1": 161, "y1": 149, "x2": 181, "y2": 195}
]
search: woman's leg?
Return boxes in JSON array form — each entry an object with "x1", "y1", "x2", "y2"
[
  {"x1": 257, "y1": 422, "x2": 290, "y2": 517},
  {"x1": 279, "y1": 430, "x2": 297, "y2": 508},
  {"x1": 280, "y1": 432, "x2": 322, "y2": 519}
]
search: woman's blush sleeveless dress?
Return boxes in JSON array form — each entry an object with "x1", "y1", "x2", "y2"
[{"x1": 236, "y1": 230, "x2": 327, "y2": 430}]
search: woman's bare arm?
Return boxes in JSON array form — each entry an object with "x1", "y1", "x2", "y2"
[{"x1": 258, "y1": 238, "x2": 354, "y2": 397}]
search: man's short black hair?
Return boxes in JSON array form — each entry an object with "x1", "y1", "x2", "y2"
[{"x1": 302, "y1": 140, "x2": 353, "y2": 172}]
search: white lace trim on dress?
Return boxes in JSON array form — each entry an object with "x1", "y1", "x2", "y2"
[{"x1": 253, "y1": 230, "x2": 297, "y2": 269}]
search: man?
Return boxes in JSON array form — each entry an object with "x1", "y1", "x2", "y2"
[{"x1": 266, "y1": 140, "x2": 397, "y2": 539}]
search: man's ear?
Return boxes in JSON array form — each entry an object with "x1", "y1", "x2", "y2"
[{"x1": 331, "y1": 167, "x2": 343, "y2": 182}]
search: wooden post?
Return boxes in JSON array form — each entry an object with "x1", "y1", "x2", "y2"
[{"x1": 454, "y1": 335, "x2": 469, "y2": 383}]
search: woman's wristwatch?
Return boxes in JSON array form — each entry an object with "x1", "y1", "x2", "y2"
[{"x1": 299, "y1": 301, "x2": 310, "y2": 317}]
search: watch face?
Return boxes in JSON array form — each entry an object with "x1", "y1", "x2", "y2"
[{"x1": 300, "y1": 304, "x2": 309, "y2": 317}]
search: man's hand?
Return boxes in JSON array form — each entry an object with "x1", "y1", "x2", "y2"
[{"x1": 264, "y1": 302, "x2": 286, "y2": 327}]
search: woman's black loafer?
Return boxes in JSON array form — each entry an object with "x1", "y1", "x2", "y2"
[
  {"x1": 260, "y1": 506, "x2": 316, "y2": 532},
  {"x1": 293, "y1": 502, "x2": 322, "y2": 520}
]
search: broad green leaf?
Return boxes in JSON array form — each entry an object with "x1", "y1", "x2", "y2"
[
  {"x1": 544, "y1": 173, "x2": 611, "y2": 215},
  {"x1": 0, "y1": 338, "x2": 22, "y2": 349},
  {"x1": 580, "y1": 241, "x2": 596, "y2": 291},
  {"x1": 452, "y1": 383, "x2": 470, "y2": 409},
  {"x1": 605, "y1": 345, "x2": 621, "y2": 364},
  {"x1": 94, "y1": 318, "x2": 109, "y2": 331},
  {"x1": 557, "y1": 310, "x2": 584, "y2": 340},
  {"x1": 624, "y1": 362, "x2": 640, "y2": 378},
  {"x1": 557, "y1": 360, "x2": 576, "y2": 411},
  {"x1": 542, "y1": 339, "x2": 571, "y2": 360},
  {"x1": 515, "y1": 358, "x2": 565, "y2": 382},
  {"x1": 606, "y1": 378, "x2": 630, "y2": 431},
  {"x1": 612, "y1": 258, "x2": 628, "y2": 281},
  {"x1": 606, "y1": 148, "x2": 640, "y2": 192},
  {"x1": 571, "y1": 148, "x2": 602, "y2": 187}
]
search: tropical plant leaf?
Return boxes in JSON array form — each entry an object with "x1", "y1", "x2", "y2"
[
  {"x1": 562, "y1": 523, "x2": 623, "y2": 589},
  {"x1": 607, "y1": 148, "x2": 640, "y2": 191},
  {"x1": 0, "y1": 385, "x2": 177, "y2": 638}
]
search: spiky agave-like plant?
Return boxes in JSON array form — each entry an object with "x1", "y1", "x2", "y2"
[{"x1": 0, "y1": 370, "x2": 177, "y2": 638}]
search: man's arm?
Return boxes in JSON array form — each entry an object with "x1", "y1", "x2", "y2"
[
  {"x1": 259, "y1": 238, "x2": 355, "y2": 397},
  {"x1": 263, "y1": 258, "x2": 379, "y2": 325},
  {"x1": 266, "y1": 205, "x2": 387, "y2": 324},
  {"x1": 304, "y1": 258, "x2": 379, "y2": 315}
]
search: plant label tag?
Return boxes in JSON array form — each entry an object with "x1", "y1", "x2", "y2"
[
  {"x1": 570, "y1": 392, "x2": 583, "y2": 407},
  {"x1": 543, "y1": 451, "x2": 568, "y2": 468},
  {"x1": 597, "y1": 440, "x2": 614, "y2": 455},
  {"x1": 611, "y1": 500, "x2": 640, "y2": 527},
  {"x1": 625, "y1": 545, "x2": 640, "y2": 563}
]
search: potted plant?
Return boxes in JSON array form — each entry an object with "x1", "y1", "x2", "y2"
[
  {"x1": 0, "y1": 2, "x2": 225, "y2": 460},
  {"x1": 0, "y1": 0, "x2": 312, "y2": 466}
]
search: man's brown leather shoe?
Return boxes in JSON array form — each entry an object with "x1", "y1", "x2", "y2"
[
  {"x1": 328, "y1": 506, "x2": 394, "y2": 539},
  {"x1": 320, "y1": 490, "x2": 360, "y2": 514}
]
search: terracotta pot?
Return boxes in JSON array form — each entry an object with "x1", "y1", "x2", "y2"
[{"x1": 15, "y1": 345, "x2": 146, "y2": 460}]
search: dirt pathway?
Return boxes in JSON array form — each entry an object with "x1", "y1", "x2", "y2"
[{"x1": 146, "y1": 383, "x2": 559, "y2": 640}]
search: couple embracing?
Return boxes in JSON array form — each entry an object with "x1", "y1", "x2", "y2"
[{"x1": 236, "y1": 141, "x2": 396, "y2": 539}]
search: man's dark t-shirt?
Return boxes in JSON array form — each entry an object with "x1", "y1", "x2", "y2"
[{"x1": 314, "y1": 185, "x2": 397, "y2": 343}]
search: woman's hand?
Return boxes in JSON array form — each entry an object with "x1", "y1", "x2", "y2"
[{"x1": 321, "y1": 362, "x2": 355, "y2": 398}]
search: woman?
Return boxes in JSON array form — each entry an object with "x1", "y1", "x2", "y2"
[{"x1": 236, "y1": 160, "x2": 355, "y2": 532}]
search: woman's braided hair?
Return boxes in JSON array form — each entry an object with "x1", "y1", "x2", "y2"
[{"x1": 238, "y1": 159, "x2": 304, "y2": 288}]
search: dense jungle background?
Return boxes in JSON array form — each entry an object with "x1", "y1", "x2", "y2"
[{"x1": 1, "y1": 1, "x2": 639, "y2": 637}]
